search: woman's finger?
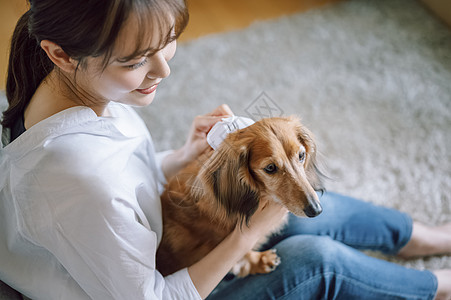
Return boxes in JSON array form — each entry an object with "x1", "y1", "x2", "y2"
[
  {"x1": 192, "y1": 115, "x2": 224, "y2": 133},
  {"x1": 206, "y1": 104, "x2": 234, "y2": 117}
]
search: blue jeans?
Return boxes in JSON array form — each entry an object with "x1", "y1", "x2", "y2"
[{"x1": 208, "y1": 192, "x2": 438, "y2": 300}]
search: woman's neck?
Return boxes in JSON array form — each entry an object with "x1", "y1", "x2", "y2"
[{"x1": 24, "y1": 71, "x2": 110, "y2": 129}]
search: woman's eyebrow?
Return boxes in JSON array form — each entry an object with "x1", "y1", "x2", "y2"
[
  {"x1": 115, "y1": 35, "x2": 177, "y2": 62},
  {"x1": 115, "y1": 49, "x2": 154, "y2": 63}
]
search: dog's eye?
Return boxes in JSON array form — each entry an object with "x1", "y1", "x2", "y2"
[
  {"x1": 299, "y1": 151, "x2": 306, "y2": 163},
  {"x1": 264, "y1": 163, "x2": 278, "y2": 174}
]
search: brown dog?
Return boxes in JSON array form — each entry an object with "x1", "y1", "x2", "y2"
[{"x1": 156, "y1": 116, "x2": 324, "y2": 277}]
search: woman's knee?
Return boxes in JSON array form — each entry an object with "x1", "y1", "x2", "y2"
[{"x1": 274, "y1": 235, "x2": 348, "y2": 275}]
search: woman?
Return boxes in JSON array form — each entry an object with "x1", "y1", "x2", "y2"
[{"x1": 0, "y1": 0, "x2": 450, "y2": 299}]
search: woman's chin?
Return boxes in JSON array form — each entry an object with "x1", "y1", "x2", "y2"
[{"x1": 118, "y1": 91, "x2": 157, "y2": 107}]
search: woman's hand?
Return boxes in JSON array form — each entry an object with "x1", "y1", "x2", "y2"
[
  {"x1": 238, "y1": 200, "x2": 289, "y2": 242},
  {"x1": 181, "y1": 104, "x2": 234, "y2": 163},
  {"x1": 160, "y1": 104, "x2": 233, "y2": 180}
]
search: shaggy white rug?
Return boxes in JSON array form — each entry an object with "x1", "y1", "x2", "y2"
[{"x1": 0, "y1": 0, "x2": 450, "y2": 297}]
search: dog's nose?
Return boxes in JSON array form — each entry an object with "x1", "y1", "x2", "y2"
[{"x1": 303, "y1": 200, "x2": 322, "y2": 218}]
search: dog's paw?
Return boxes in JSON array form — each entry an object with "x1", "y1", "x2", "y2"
[
  {"x1": 252, "y1": 249, "x2": 281, "y2": 274},
  {"x1": 231, "y1": 249, "x2": 281, "y2": 278}
]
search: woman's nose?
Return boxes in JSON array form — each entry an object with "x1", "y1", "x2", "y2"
[{"x1": 146, "y1": 51, "x2": 171, "y2": 79}]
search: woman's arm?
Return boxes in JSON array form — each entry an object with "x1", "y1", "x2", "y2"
[
  {"x1": 160, "y1": 104, "x2": 233, "y2": 180},
  {"x1": 188, "y1": 201, "x2": 288, "y2": 299}
]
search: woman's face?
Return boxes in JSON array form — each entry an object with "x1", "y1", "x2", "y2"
[{"x1": 74, "y1": 15, "x2": 177, "y2": 108}]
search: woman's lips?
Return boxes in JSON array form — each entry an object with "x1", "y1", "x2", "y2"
[{"x1": 136, "y1": 83, "x2": 159, "y2": 95}]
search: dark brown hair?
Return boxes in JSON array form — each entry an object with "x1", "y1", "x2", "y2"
[{"x1": 2, "y1": 0, "x2": 188, "y2": 128}]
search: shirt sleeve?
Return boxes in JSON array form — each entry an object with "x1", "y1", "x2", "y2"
[{"x1": 17, "y1": 154, "x2": 201, "y2": 300}]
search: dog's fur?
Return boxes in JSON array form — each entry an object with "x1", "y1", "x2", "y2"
[{"x1": 156, "y1": 116, "x2": 324, "y2": 277}]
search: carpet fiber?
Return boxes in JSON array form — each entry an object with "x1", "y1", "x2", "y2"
[{"x1": 1, "y1": 0, "x2": 450, "y2": 297}]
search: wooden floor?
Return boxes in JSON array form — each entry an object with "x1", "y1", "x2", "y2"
[{"x1": 0, "y1": 0, "x2": 342, "y2": 90}]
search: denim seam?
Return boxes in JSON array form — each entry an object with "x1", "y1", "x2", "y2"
[{"x1": 277, "y1": 271, "x2": 436, "y2": 300}]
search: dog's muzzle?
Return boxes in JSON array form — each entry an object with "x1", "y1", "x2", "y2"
[{"x1": 303, "y1": 198, "x2": 322, "y2": 218}]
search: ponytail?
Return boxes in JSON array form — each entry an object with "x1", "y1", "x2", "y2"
[{"x1": 1, "y1": 9, "x2": 53, "y2": 129}]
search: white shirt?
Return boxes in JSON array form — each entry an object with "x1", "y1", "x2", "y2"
[{"x1": 0, "y1": 103, "x2": 201, "y2": 300}]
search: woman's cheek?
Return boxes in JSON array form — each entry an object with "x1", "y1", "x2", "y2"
[{"x1": 108, "y1": 70, "x2": 144, "y2": 94}]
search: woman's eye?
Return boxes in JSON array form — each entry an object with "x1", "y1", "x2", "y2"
[
  {"x1": 127, "y1": 58, "x2": 148, "y2": 70},
  {"x1": 264, "y1": 163, "x2": 278, "y2": 174},
  {"x1": 299, "y1": 151, "x2": 306, "y2": 163}
]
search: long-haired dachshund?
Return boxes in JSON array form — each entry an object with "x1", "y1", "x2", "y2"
[{"x1": 156, "y1": 116, "x2": 324, "y2": 277}]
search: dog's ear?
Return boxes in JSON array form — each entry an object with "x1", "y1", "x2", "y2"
[
  {"x1": 200, "y1": 140, "x2": 260, "y2": 226},
  {"x1": 292, "y1": 118, "x2": 326, "y2": 193}
]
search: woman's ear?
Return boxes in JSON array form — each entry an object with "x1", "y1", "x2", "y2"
[{"x1": 40, "y1": 40, "x2": 77, "y2": 73}]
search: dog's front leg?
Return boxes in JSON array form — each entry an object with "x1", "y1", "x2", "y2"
[{"x1": 230, "y1": 249, "x2": 281, "y2": 278}]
